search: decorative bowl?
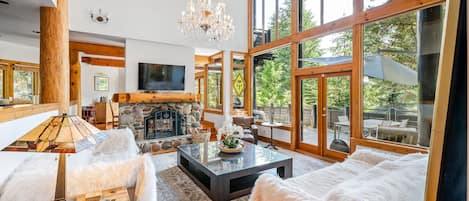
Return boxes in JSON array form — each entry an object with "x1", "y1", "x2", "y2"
[{"x1": 218, "y1": 144, "x2": 245, "y2": 154}]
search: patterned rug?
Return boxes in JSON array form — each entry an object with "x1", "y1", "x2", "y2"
[{"x1": 157, "y1": 166, "x2": 249, "y2": 201}]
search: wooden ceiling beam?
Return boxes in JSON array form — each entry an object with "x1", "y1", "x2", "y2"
[
  {"x1": 70, "y1": 41, "x2": 125, "y2": 57},
  {"x1": 81, "y1": 57, "x2": 125, "y2": 68}
]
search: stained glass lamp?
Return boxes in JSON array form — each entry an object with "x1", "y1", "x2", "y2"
[{"x1": 2, "y1": 114, "x2": 106, "y2": 201}]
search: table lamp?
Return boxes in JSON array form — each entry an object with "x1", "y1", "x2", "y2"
[{"x1": 2, "y1": 113, "x2": 106, "y2": 201}]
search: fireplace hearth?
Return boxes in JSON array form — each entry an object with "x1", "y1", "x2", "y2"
[{"x1": 144, "y1": 109, "x2": 185, "y2": 139}]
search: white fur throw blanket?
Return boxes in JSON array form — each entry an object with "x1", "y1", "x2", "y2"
[
  {"x1": 250, "y1": 150, "x2": 428, "y2": 201},
  {"x1": 0, "y1": 129, "x2": 156, "y2": 201},
  {"x1": 0, "y1": 154, "x2": 156, "y2": 201}
]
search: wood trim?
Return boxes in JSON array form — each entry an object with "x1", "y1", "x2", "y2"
[
  {"x1": 204, "y1": 108, "x2": 224, "y2": 115},
  {"x1": 70, "y1": 49, "x2": 82, "y2": 117},
  {"x1": 425, "y1": 0, "x2": 460, "y2": 199},
  {"x1": 12, "y1": 65, "x2": 39, "y2": 72},
  {"x1": 249, "y1": 37, "x2": 292, "y2": 55},
  {"x1": 293, "y1": 16, "x2": 355, "y2": 42},
  {"x1": 351, "y1": 24, "x2": 363, "y2": 142},
  {"x1": 357, "y1": 0, "x2": 446, "y2": 24},
  {"x1": 290, "y1": 42, "x2": 299, "y2": 150},
  {"x1": 112, "y1": 93, "x2": 199, "y2": 103},
  {"x1": 351, "y1": 137, "x2": 429, "y2": 154},
  {"x1": 81, "y1": 57, "x2": 125, "y2": 68},
  {"x1": 0, "y1": 103, "x2": 60, "y2": 123},
  {"x1": 195, "y1": 55, "x2": 210, "y2": 66},
  {"x1": 0, "y1": 59, "x2": 39, "y2": 68},
  {"x1": 293, "y1": 63, "x2": 353, "y2": 77},
  {"x1": 69, "y1": 42, "x2": 125, "y2": 57}
]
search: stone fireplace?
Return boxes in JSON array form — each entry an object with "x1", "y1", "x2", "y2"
[
  {"x1": 144, "y1": 109, "x2": 185, "y2": 139},
  {"x1": 113, "y1": 93, "x2": 202, "y2": 153}
]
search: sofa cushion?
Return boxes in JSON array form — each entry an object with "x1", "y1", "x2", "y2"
[
  {"x1": 323, "y1": 153, "x2": 428, "y2": 201},
  {"x1": 250, "y1": 174, "x2": 321, "y2": 201}
]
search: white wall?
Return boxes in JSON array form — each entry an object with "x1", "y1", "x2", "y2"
[
  {"x1": 69, "y1": 0, "x2": 248, "y2": 52},
  {"x1": 81, "y1": 62, "x2": 125, "y2": 106},
  {"x1": 0, "y1": 40, "x2": 39, "y2": 63},
  {"x1": 125, "y1": 39, "x2": 195, "y2": 93}
]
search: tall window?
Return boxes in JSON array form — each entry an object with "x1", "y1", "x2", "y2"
[
  {"x1": 300, "y1": 0, "x2": 353, "y2": 31},
  {"x1": 13, "y1": 70, "x2": 34, "y2": 103},
  {"x1": 231, "y1": 52, "x2": 247, "y2": 112},
  {"x1": 206, "y1": 53, "x2": 223, "y2": 111},
  {"x1": 253, "y1": 46, "x2": 291, "y2": 124},
  {"x1": 299, "y1": 29, "x2": 352, "y2": 68},
  {"x1": 253, "y1": 0, "x2": 291, "y2": 47},
  {"x1": 362, "y1": 5, "x2": 444, "y2": 147}
]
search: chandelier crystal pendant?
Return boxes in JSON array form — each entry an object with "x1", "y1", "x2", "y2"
[{"x1": 178, "y1": 0, "x2": 235, "y2": 41}]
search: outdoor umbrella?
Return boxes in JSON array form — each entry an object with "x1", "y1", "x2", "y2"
[{"x1": 301, "y1": 54, "x2": 418, "y2": 85}]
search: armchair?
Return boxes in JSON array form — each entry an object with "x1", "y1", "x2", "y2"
[{"x1": 233, "y1": 116, "x2": 258, "y2": 144}]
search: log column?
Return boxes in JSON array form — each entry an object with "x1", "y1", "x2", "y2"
[{"x1": 40, "y1": 0, "x2": 70, "y2": 114}]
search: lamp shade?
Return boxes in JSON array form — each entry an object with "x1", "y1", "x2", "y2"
[{"x1": 2, "y1": 114, "x2": 105, "y2": 153}]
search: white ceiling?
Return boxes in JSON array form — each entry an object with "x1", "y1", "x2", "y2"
[
  {"x1": 0, "y1": 0, "x2": 56, "y2": 47},
  {"x1": 70, "y1": 31, "x2": 126, "y2": 47}
]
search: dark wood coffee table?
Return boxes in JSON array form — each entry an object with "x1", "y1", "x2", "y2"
[{"x1": 177, "y1": 142, "x2": 293, "y2": 201}]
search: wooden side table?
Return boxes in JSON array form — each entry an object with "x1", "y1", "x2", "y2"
[{"x1": 76, "y1": 186, "x2": 130, "y2": 201}]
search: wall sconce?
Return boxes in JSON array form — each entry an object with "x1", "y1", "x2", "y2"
[{"x1": 90, "y1": 9, "x2": 110, "y2": 24}]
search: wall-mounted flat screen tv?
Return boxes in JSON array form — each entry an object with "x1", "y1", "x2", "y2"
[{"x1": 138, "y1": 63, "x2": 185, "y2": 91}]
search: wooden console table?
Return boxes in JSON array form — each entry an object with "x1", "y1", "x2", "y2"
[{"x1": 112, "y1": 93, "x2": 200, "y2": 103}]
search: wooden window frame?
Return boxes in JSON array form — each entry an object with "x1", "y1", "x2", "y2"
[
  {"x1": 230, "y1": 51, "x2": 250, "y2": 115},
  {"x1": 247, "y1": 0, "x2": 446, "y2": 154},
  {"x1": 0, "y1": 59, "x2": 40, "y2": 104},
  {"x1": 204, "y1": 51, "x2": 225, "y2": 115}
]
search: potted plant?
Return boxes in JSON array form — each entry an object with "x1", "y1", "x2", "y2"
[{"x1": 217, "y1": 119, "x2": 245, "y2": 153}]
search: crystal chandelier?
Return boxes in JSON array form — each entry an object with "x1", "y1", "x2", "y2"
[{"x1": 178, "y1": 0, "x2": 235, "y2": 41}]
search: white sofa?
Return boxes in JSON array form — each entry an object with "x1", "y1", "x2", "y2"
[
  {"x1": 0, "y1": 128, "x2": 156, "y2": 201},
  {"x1": 250, "y1": 149, "x2": 428, "y2": 201}
]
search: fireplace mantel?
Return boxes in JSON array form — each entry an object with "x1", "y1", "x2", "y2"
[{"x1": 112, "y1": 93, "x2": 199, "y2": 103}]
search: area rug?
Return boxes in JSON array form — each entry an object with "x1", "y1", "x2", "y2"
[
  {"x1": 157, "y1": 166, "x2": 249, "y2": 201},
  {"x1": 154, "y1": 143, "x2": 331, "y2": 201}
]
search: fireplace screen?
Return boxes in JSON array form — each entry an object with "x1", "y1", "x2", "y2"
[{"x1": 144, "y1": 110, "x2": 186, "y2": 139}]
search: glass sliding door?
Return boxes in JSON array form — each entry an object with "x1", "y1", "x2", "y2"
[
  {"x1": 324, "y1": 74, "x2": 351, "y2": 156},
  {"x1": 299, "y1": 77, "x2": 320, "y2": 150},
  {"x1": 297, "y1": 72, "x2": 351, "y2": 158}
]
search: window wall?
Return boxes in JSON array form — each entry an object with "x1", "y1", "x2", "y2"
[
  {"x1": 253, "y1": 0, "x2": 291, "y2": 47},
  {"x1": 253, "y1": 46, "x2": 291, "y2": 124},
  {"x1": 249, "y1": 0, "x2": 446, "y2": 155},
  {"x1": 362, "y1": 5, "x2": 444, "y2": 147}
]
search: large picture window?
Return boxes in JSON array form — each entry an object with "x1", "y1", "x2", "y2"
[
  {"x1": 13, "y1": 70, "x2": 34, "y2": 103},
  {"x1": 253, "y1": 0, "x2": 291, "y2": 47},
  {"x1": 253, "y1": 46, "x2": 291, "y2": 124},
  {"x1": 300, "y1": 0, "x2": 353, "y2": 31},
  {"x1": 298, "y1": 29, "x2": 352, "y2": 68},
  {"x1": 0, "y1": 61, "x2": 39, "y2": 104},
  {"x1": 362, "y1": 5, "x2": 444, "y2": 147}
]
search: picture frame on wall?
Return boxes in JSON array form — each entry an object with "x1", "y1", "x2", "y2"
[{"x1": 94, "y1": 76, "x2": 109, "y2": 91}]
